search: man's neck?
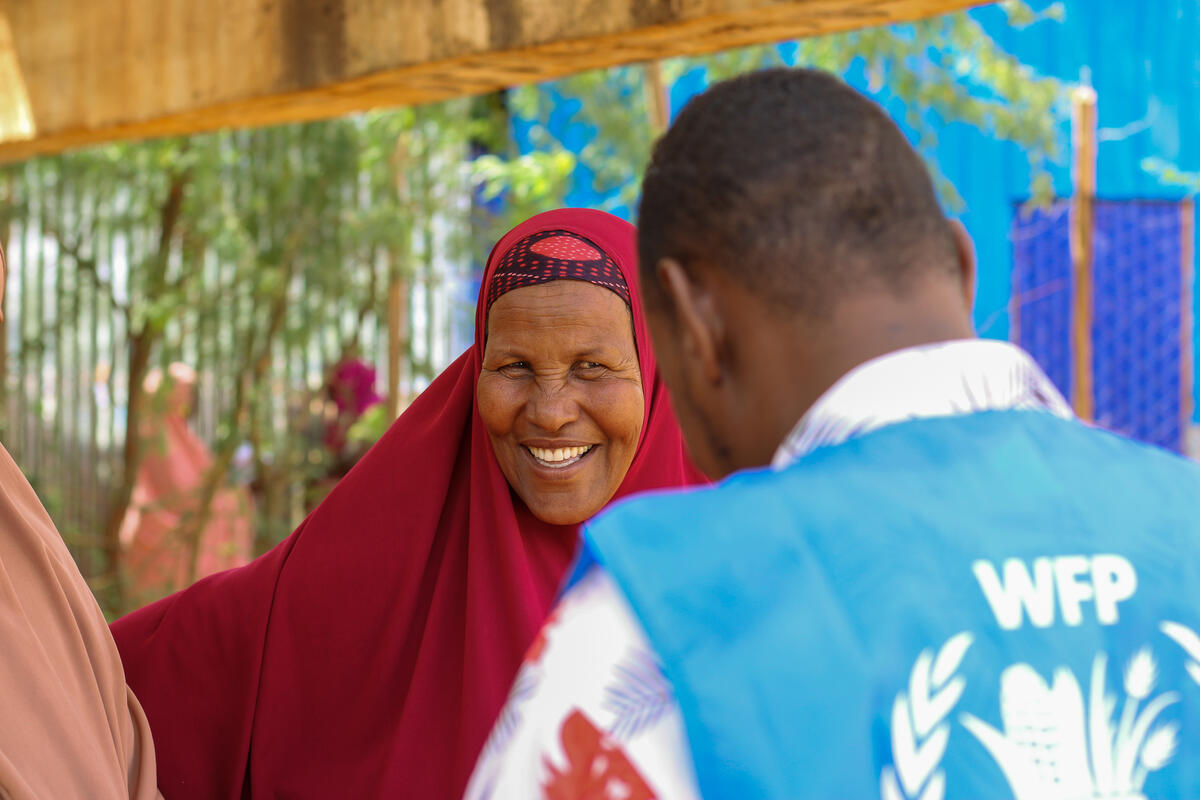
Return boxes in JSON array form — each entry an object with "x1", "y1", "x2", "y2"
[{"x1": 727, "y1": 286, "x2": 975, "y2": 471}]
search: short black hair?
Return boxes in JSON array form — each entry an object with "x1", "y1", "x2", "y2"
[{"x1": 638, "y1": 68, "x2": 957, "y2": 313}]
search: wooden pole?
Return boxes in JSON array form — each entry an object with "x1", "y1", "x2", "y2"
[
  {"x1": 643, "y1": 62, "x2": 670, "y2": 135},
  {"x1": 1070, "y1": 86, "x2": 1097, "y2": 421},
  {"x1": 386, "y1": 274, "x2": 408, "y2": 419},
  {"x1": 386, "y1": 135, "x2": 410, "y2": 420}
]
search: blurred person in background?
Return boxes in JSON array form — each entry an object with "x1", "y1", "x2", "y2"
[
  {"x1": 323, "y1": 351, "x2": 384, "y2": 469},
  {"x1": 119, "y1": 362, "x2": 254, "y2": 607}
]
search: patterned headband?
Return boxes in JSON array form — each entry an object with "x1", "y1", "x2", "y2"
[{"x1": 486, "y1": 230, "x2": 631, "y2": 316}]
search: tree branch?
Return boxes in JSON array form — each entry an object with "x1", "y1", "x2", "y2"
[
  {"x1": 176, "y1": 194, "x2": 321, "y2": 585},
  {"x1": 53, "y1": 235, "x2": 131, "y2": 318},
  {"x1": 101, "y1": 163, "x2": 192, "y2": 613}
]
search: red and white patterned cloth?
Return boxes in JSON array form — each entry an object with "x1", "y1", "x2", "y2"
[
  {"x1": 466, "y1": 568, "x2": 699, "y2": 800},
  {"x1": 465, "y1": 340, "x2": 1071, "y2": 800}
]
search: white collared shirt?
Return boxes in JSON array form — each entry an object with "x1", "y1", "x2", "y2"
[{"x1": 464, "y1": 340, "x2": 1071, "y2": 800}]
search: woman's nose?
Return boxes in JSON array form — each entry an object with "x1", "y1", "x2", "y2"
[{"x1": 526, "y1": 381, "x2": 580, "y2": 433}]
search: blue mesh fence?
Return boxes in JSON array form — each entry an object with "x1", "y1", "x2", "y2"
[
  {"x1": 1012, "y1": 201, "x2": 1073, "y2": 400},
  {"x1": 1011, "y1": 199, "x2": 1192, "y2": 453}
]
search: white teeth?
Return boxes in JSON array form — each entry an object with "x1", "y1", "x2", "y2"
[{"x1": 528, "y1": 445, "x2": 593, "y2": 465}]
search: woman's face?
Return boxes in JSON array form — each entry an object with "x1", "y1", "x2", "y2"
[{"x1": 478, "y1": 280, "x2": 644, "y2": 526}]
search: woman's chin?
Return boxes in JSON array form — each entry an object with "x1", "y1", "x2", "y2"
[
  {"x1": 527, "y1": 506, "x2": 593, "y2": 527},
  {"x1": 524, "y1": 496, "x2": 609, "y2": 527}
]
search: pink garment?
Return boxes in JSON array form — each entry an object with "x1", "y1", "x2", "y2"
[
  {"x1": 330, "y1": 358, "x2": 382, "y2": 417},
  {"x1": 119, "y1": 364, "x2": 254, "y2": 605},
  {"x1": 324, "y1": 357, "x2": 383, "y2": 454}
]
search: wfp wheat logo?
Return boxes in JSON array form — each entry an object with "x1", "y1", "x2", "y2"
[{"x1": 881, "y1": 554, "x2": 1200, "y2": 800}]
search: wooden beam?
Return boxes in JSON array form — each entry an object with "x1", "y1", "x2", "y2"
[{"x1": 0, "y1": 0, "x2": 981, "y2": 162}]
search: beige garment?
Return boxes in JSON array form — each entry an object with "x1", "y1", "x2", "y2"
[{"x1": 0, "y1": 443, "x2": 161, "y2": 799}]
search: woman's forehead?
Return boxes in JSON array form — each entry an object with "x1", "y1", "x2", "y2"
[{"x1": 485, "y1": 281, "x2": 635, "y2": 352}]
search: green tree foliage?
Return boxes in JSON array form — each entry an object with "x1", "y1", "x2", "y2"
[
  {"x1": 1142, "y1": 158, "x2": 1200, "y2": 195},
  {"x1": 496, "y1": 1, "x2": 1067, "y2": 213},
  {"x1": 2, "y1": 103, "x2": 486, "y2": 613}
]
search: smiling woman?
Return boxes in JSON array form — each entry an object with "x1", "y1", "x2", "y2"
[
  {"x1": 480, "y1": 267, "x2": 645, "y2": 525},
  {"x1": 110, "y1": 208, "x2": 703, "y2": 800}
]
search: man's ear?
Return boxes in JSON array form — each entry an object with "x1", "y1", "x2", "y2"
[
  {"x1": 656, "y1": 258, "x2": 723, "y2": 385},
  {"x1": 948, "y1": 219, "x2": 976, "y2": 315}
]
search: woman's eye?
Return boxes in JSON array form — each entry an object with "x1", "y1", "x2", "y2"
[
  {"x1": 576, "y1": 361, "x2": 607, "y2": 375},
  {"x1": 500, "y1": 361, "x2": 530, "y2": 373}
]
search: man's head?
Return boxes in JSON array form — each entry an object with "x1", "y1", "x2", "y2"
[{"x1": 637, "y1": 68, "x2": 976, "y2": 479}]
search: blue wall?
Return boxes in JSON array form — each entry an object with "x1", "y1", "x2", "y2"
[
  {"x1": 518, "y1": 0, "x2": 1200, "y2": 417},
  {"x1": 921, "y1": 0, "x2": 1200, "y2": 419},
  {"x1": 929, "y1": 1, "x2": 1200, "y2": 339}
]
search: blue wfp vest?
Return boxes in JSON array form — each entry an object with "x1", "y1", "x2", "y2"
[{"x1": 577, "y1": 410, "x2": 1200, "y2": 799}]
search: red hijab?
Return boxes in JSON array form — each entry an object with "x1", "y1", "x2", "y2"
[{"x1": 112, "y1": 209, "x2": 704, "y2": 799}]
